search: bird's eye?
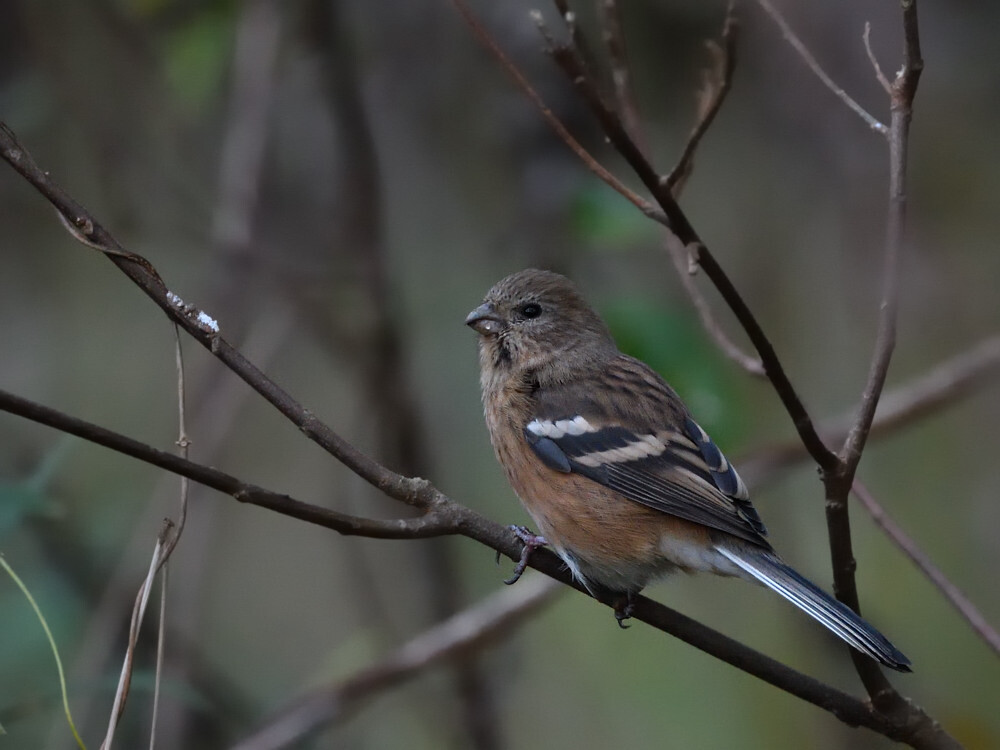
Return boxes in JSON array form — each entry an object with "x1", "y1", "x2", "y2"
[{"x1": 519, "y1": 303, "x2": 542, "y2": 319}]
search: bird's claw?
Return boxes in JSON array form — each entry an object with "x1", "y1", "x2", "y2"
[
  {"x1": 613, "y1": 591, "x2": 636, "y2": 629},
  {"x1": 502, "y1": 525, "x2": 548, "y2": 585}
]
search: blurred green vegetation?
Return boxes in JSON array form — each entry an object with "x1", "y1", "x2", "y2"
[{"x1": 1, "y1": 0, "x2": 999, "y2": 748}]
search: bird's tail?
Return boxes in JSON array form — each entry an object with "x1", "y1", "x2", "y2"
[{"x1": 716, "y1": 546, "x2": 911, "y2": 672}]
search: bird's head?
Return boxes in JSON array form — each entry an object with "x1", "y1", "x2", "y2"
[{"x1": 466, "y1": 269, "x2": 616, "y2": 385}]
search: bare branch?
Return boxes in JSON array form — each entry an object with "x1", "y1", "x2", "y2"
[
  {"x1": 232, "y1": 576, "x2": 562, "y2": 750},
  {"x1": 665, "y1": 3, "x2": 740, "y2": 193},
  {"x1": 0, "y1": 121, "x2": 434, "y2": 515},
  {"x1": 594, "y1": 3, "x2": 762, "y2": 376},
  {"x1": 853, "y1": 481, "x2": 1000, "y2": 658},
  {"x1": 826, "y1": 0, "x2": 924, "y2": 708},
  {"x1": 740, "y1": 334, "x2": 1000, "y2": 484},
  {"x1": 160, "y1": 329, "x2": 190, "y2": 566},
  {"x1": 150, "y1": 565, "x2": 168, "y2": 750},
  {"x1": 449, "y1": 0, "x2": 668, "y2": 226},
  {"x1": 0, "y1": 384, "x2": 934, "y2": 742},
  {"x1": 754, "y1": 0, "x2": 887, "y2": 135},
  {"x1": 0, "y1": 387, "x2": 455, "y2": 540},
  {"x1": 662, "y1": 232, "x2": 765, "y2": 376},
  {"x1": 100, "y1": 525, "x2": 169, "y2": 750},
  {"x1": 148, "y1": 329, "x2": 192, "y2": 750},
  {"x1": 529, "y1": 8, "x2": 838, "y2": 471},
  {"x1": 863, "y1": 22, "x2": 892, "y2": 95},
  {"x1": 597, "y1": 0, "x2": 642, "y2": 142},
  {"x1": 839, "y1": 21, "x2": 923, "y2": 474}
]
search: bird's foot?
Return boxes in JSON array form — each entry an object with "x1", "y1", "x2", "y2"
[
  {"x1": 497, "y1": 525, "x2": 549, "y2": 585},
  {"x1": 613, "y1": 591, "x2": 636, "y2": 629}
]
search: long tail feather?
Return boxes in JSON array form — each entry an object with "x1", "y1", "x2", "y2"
[{"x1": 717, "y1": 547, "x2": 911, "y2": 672}]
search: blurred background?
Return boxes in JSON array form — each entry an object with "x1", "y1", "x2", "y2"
[{"x1": 1, "y1": 0, "x2": 998, "y2": 747}]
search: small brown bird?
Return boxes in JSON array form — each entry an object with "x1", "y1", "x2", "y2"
[{"x1": 467, "y1": 268, "x2": 910, "y2": 671}]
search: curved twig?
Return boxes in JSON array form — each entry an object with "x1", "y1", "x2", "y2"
[
  {"x1": 449, "y1": 0, "x2": 667, "y2": 227},
  {"x1": 754, "y1": 0, "x2": 887, "y2": 135},
  {"x1": 852, "y1": 481, "x2": 1000, "y2": 658},
  {"x1": 231, "y1": 576, "x2": 563, "y2": 750}
]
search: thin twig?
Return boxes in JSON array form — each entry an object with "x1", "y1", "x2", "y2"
[
  {"x1": 0, "y1": 387, "x2": 455, "y2": 539},
  {"x1": 149, "y1": 328, "x2": 191, "y2": 749},
  {"x1": 597, "y1": 0, "x2": 642, "y2": 142},
  {"x1": 149, "y1": 565, "x2": 168, "y2": 750},
  {"x1": 852, "y1": 481, "x2": 1000, "y2": 658},
  {"x1": 595, "y1": 2, "x2": 763, "y2": 376},
  {"x1": 0, "y1": 121, "x2": 433, "y2": 516},
  {"x1": 49, "y1": 312, "x2": 296, "y2": 750},
  {"x1": 231, "y1": 576, "x2": 563, "y2": 750},
  {"x1": 746, "y1": 334, "x2": 1000, "y2": 485},
  {"x1": 105, "y1": 327, "x2": 192, "y2": 748},
  {"x1": 448, "y1": 0, "x2": 668, "y2": 226},
  {"x1": 665, "y1": 2, "x2": 740, "y2": 193},
  {"x1": 100, "y1": 526, "x2": 169, "y2": 750},
  {"x1": 754, "y1": 0, "x2": 888, "y2": 135},
  {"x1": 552, "y1": 0, "x2": 602, "y2": 87},
  {"x1": 863, "y1": 22, "x2": 892, "y2": 95},
  {"x1": 160, "y1": 328, "x2": 190, "y2": 565},
  {"x1": 662, "y1": 232, "x2": 765, "y2": 376},
  {"x1": 825, "y1": 0, "x2": 924, "y2": 709}
]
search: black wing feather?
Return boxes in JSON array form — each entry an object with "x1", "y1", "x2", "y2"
[{"x1": 525, "y1": 359, "x2": 770, "y2": 547}]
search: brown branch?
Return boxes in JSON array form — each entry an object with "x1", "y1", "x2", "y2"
[
  {"x1": 863, "y1": 22, "x2": 893, "y2": 95},
  {"x1": 663, "y1": 232, "x2": 766, "y2": 376},
  {"x1": 448, "y1": 0, "x2": 668, "y2": 227},
  {"x1": 597, "y1": 0, "x2": 642, "y2": 143},
  {"x1": 754, "y1": 0, "x2": 887, "y2": 135},
  {"x1": 528, "y1": 7, "x2": 837, "y2": 472},
  {"x1": 735, "y1": 335, "x2": 1000, "y2": 663},
  {"x1": 852, "y1": 481, "x2": 1000, "y2": 658},
  {"x1": 839, "y1": 12, "x2": 922, "y2": 477},
  {"x1": 824, "y1": 0, "x2": 924, "y2": 707},
  {"x1": 742, "y1": 334, "x2": 1000, "y2": 484},
  {"x1": 0, "y1": 389, "x2": 937, "y2": 745},
  {"x1": 231, "y1": 576, "x2": 563, "y2": 750},
  {"x1": 664, "y1": 2, "x2": 739, "y2": 193},
  {"x1": 0, "y1": 121, "x2": 432, "y2": 515},
  {"x1": 100, "y1": 526, "x2": 170, "y2": 750},
  {"x1": 594, "y1": 3, "x2": 762, "y2": 376},
  {"x1": 0, "y1": 387, "x2": 454, "y2": 539}
]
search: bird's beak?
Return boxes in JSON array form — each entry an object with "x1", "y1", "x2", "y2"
[{"x1": 466, "y1": 303, "x2": 504, "y2": 336}]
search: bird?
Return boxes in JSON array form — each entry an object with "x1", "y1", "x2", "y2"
[{"x1": 466, "y1": 268, "x2": 911, "y2": 672}]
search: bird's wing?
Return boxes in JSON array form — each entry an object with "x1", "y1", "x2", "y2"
[{"x1": 525, "y1": 356, "x2": 770, "y2": 548}]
